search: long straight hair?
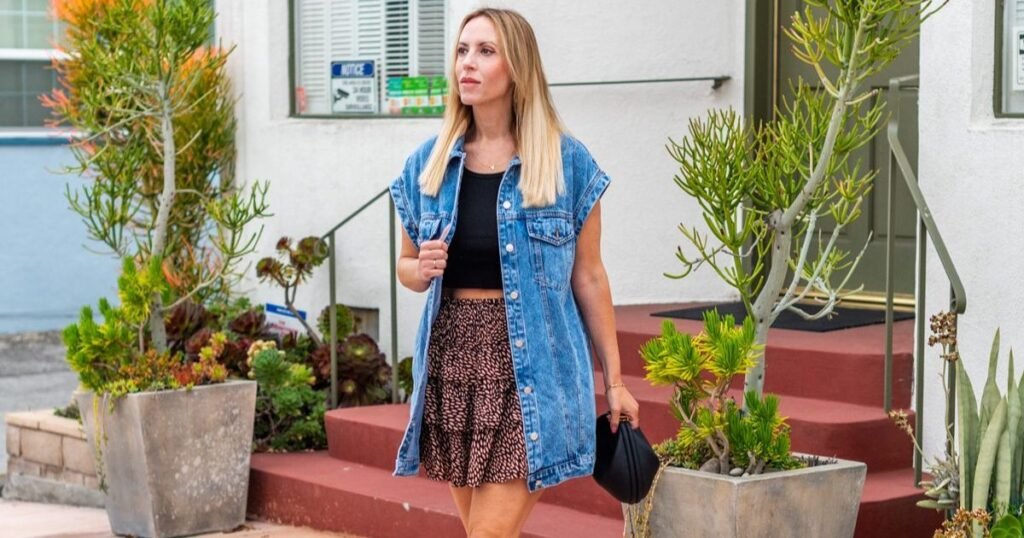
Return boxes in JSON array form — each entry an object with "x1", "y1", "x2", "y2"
[{"x1": 418, "y1": 8, "x2": 564, "y2": 207}]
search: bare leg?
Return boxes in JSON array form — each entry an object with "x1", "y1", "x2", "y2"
[
  {"x1": 466, "y1": 479, "x2": 544, "y2": 537},
  {"x1": 449, "y1": 484, "x2": 474, "y2": 534}
]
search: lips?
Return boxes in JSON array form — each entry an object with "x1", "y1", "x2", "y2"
[{"x1": 459, "y1": 77, "x2": 480, "y2": 85}]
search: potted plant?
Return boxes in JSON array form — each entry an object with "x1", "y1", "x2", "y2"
[
  {"x1": 47, "y1": 0, "x2": 270, "y2": 535},
  {"x1": 891, "y1": 312, "x2": 1024, "y2": 537},
  {"x1": 628, "y1": 310, "x2": 866, "y2": 537}
]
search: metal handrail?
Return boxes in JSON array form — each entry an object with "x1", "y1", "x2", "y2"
[
  {"x1": 549, "y1": 75, "x2": 731, "y2": 90},
  {"x1": 320, "y1": 187, "x2": 399, "y2": 409},
  {"x1": 883, "y1": 74, "x2": 967, "y2": 485}
]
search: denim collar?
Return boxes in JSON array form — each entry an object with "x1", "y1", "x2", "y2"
[{"x1": 448, "y1": 133, "x2": 522, "y2": 166}]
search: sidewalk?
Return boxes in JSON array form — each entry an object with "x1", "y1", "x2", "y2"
[{"x1": 0, "y1": 498, "x2": 367, "y2": 538}]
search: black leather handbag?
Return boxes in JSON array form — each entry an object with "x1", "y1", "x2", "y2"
[{"x1": 592, "y1": 411, "x2": 660, "y2": 504}]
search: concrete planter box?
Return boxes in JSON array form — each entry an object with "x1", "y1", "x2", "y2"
[
  {"x1": 628, "y1": 455, "x2": 867, "y2": 537},
  {"x1": 74, "y1": 379, "x2": 257, "y2": 538}
]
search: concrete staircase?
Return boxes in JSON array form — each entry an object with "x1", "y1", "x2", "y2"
[{"x1": 247, "y1": 303, "x2": 943, "y2": 537}]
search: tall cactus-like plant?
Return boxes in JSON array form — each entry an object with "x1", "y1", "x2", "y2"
[
  {"x1": 668, "y1": 0, "x2": 948, "y2": 397},
  {"x1": 45, "y1": 0, "x2": 270, "y2": 354}
]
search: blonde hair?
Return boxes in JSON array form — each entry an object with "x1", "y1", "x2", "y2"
[{"x1": 418, "y1": 7, "x2": 564, "y2": 207}]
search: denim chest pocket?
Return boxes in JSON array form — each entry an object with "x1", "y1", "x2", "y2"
[{"x1": 526, "y1": 215, "x2": 575, "y2": 291}]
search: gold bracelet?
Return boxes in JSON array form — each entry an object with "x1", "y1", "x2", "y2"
[{"x1": 606, "y1": 382, "x2": 626, "y2": 390}]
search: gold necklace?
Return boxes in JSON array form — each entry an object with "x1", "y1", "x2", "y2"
[{"x1": 470, "y1": 152, "x2": 501, "y2": 172}]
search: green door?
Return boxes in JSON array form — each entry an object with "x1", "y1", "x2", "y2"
[{"x1": 749, "y1": 0, "x2": 919, "y2": 299}]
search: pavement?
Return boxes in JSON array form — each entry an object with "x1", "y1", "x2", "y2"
[
  {"x1": 0, "y1": 330, "x2": 81, "y2": 477},
  {"x1": 0, "y1": 498, "x2": 367, "y2": 537}
]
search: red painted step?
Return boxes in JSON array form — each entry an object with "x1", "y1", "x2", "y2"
[
  {"x1": 328, "y1": 373, "x2": 915, "y2": 478},
  {"x1": 259, "y1": 302, "x2": 938, "y2": 537},
  {"x1": 611, "y1": 303, "x2": 915, "y2": 409},
  {"x1": 325, "y1": 404, "x2": 623, "y2": 519},
  {"x1": 856, "y1": 468, "x2": 944, "y2": 538},
  {"x1": 593, "y1": 373, "x2": 916, "y2": 473},
  {"x1": 248, "y1": 451, "x2": 623, "y2": 538}
]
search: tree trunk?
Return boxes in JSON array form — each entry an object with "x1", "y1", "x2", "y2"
[
  {"x1": 148, "y1": 81, "x2": 176, "y2": 353},
  {"x1": 745, "y1": 210, "x2": 791, "y2": 396}
]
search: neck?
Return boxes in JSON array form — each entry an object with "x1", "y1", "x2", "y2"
[{"x1": 469, "y1": 96, "x2": 514, "y2": 143}]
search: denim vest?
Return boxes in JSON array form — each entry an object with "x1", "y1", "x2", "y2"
[{"x1": 388, "y1": 133, "x2": 611, "y2": 492}]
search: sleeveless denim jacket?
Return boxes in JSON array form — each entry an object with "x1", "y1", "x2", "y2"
[{"x1": 388, "y1": 133, "x2": 611, "y2": 492}]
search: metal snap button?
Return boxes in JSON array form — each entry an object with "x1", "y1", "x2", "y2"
[{"x1": 529, "y1": 432, "x2": 539, "y2": 441}]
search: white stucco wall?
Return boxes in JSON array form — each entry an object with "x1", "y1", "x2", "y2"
[
  {"x1": 214, "y1": 1, "x2": 746, "y2": 362},
  {"x1": 919, "y1": 1, "x2": 1024, "y2": 460}
]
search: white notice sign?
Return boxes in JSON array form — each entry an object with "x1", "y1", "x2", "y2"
[{"x1": 331, "y1": 60, "x2": 378, "y2": 114}]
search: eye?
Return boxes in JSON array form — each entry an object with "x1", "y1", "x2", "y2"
[
  {"x1": 457, "y1": 46, "x2": 468, "y2": 55},
  {"x1": 481, "y1": 48, "x2": 495, "y2": 55}
]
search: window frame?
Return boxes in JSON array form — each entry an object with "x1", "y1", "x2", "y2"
[
  {"x1": 994, "y1": 0, "x2": 1024, "y2": 118},
  {"x1": 0, "y1": 49, "x2": 70, "y2": 139},
  {"x1": 287, "y1": 0, "x2": 448, "y2": 120},
  {"x1": 0, "y1": 0, "x2": 70, "y2": 136}
]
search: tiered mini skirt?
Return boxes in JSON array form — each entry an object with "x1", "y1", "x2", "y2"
[{"x1": 418, "y1": 297, "x2": 529, "y2": 487}]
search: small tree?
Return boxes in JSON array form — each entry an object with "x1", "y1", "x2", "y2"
[
  {"x1": 667, "y1": 0, "x2": 947, "y2": 397},
  {"x1": 45, "y1": 0, "x2": 270, "y2": 354}
]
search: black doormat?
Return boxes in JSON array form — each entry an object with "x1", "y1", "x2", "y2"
[{"x1": 651, "y1": 301, "x2": 914, "y2": 332}]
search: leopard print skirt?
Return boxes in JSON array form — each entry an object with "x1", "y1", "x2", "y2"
[{"x1": 419, "y1": 297, "x2": 529, "y2": 487}]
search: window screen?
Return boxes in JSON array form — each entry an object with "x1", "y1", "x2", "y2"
[{"x1": 292, "y1": 0, "x2": 448, "y2": 117}]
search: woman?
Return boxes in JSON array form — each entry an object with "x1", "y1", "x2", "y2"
[{"x1": 388, "y1": 7, "x2": 639, "y2": 537}]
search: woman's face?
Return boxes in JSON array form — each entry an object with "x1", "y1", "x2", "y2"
[{"x1": 456, "y1": 16, "x2": 512, "y2": 107}]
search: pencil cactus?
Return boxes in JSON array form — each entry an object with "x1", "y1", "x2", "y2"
[{"x1": 666, "y1": 0, "x2": 949, "y2": 400}]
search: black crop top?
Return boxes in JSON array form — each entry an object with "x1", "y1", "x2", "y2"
[{"x1": 443, "y1": 167, "x2": 504, "y2": 289}]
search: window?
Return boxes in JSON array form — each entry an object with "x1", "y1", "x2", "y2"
[
  {"x1": 291, "y1": 0, "x2": 448, "y2": 118},
  {"x1": 997, "y1": 0, "x2": 1024, "y2": 116},
  {"x1": 0, "y1": 0, "x2": 66, "y2": 129}
]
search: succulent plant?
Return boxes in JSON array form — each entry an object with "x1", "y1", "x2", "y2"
[
  {"x1": 309, "y1": 333, "x2": 391, "y2": 407},
  {"x1": 184, "y1": 327, "x2": 213, "y2": 356},
  {"x1": 918, "y1": 454, "x2": 961, "y2": 511},
  {"x1": 641, "y1": 310, "x2": 799, "y2": 475},
  {"x1": 317, "y1": 304, "x2": 356, "y2": 343},
  {"x1": 229, "y1": 308, "x2": 269, "y2": 338},
  {"x1": 397, "y1": 356, "x2": 413, "y2": 402},
  {"x1": 164, "y1": 299, "x2": 215, "y2": 348},
  {"x1": 220, "y1": 337, "x2": 251, "y2": 378}
]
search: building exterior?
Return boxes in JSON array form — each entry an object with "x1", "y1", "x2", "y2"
[
  {"x1": 214, "y1": 0, "x2": 1024, "y2": 467},
  {"x1": 919, "y1": 0, "x2": 1024, "y2": 459},
  {"x1": 1, "y1": 0, "x2": 119, "y2": 333},
  {"x1": 216, "y1": 0, "x2": 746, "y2": 371}
]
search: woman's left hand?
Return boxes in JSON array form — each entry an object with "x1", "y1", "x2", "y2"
[{"x1": 606, "y1": 384, "x2": 640, "y2": 434}]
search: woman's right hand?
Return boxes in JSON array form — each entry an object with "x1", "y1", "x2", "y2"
[{"x1": 417, "y1": 237, "x2": 448, "y2": 282}]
